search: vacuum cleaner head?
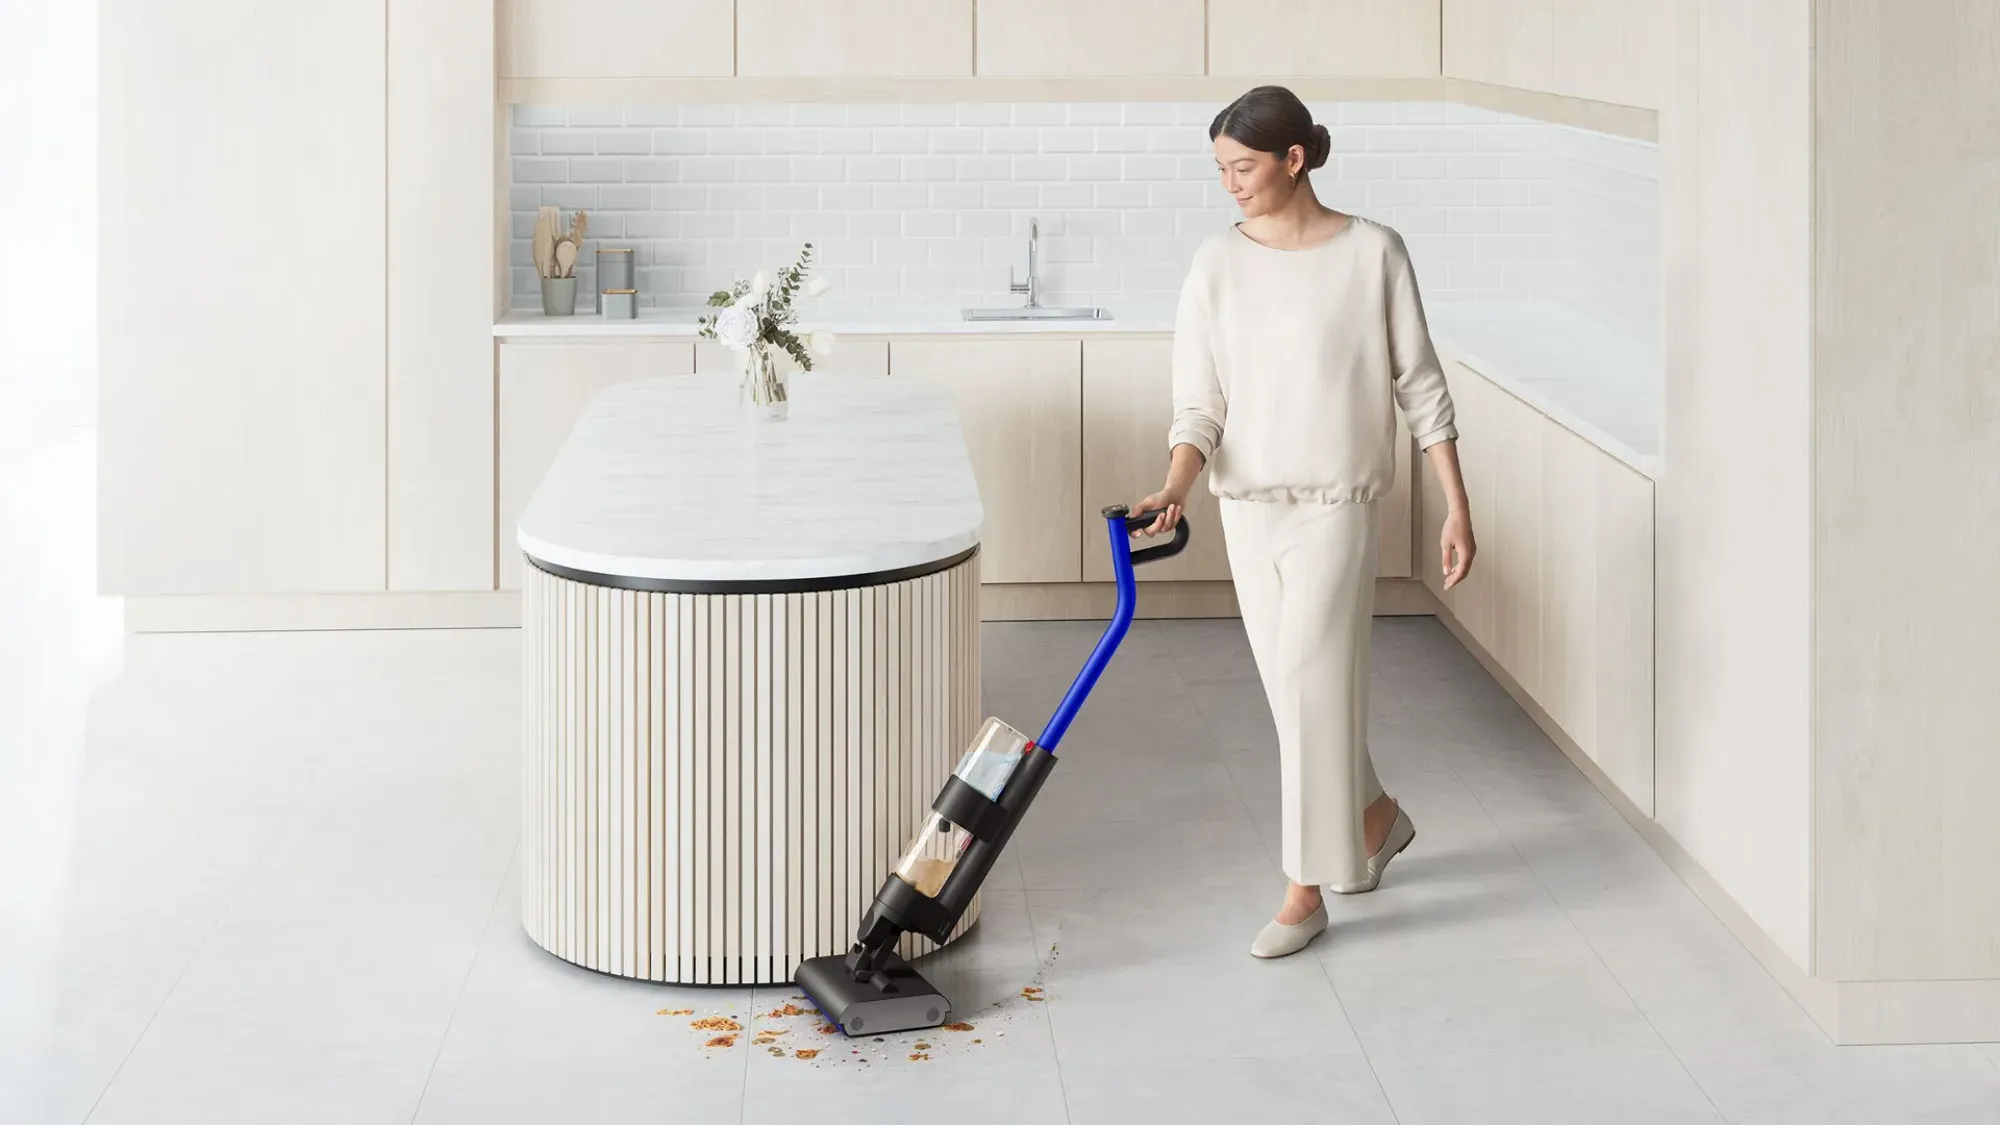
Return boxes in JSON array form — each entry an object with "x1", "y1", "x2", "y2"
[{"x1": 796, "y1": 948, "x2": 952, "y2": 1036}]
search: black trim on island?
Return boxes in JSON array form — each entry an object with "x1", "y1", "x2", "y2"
[{"x1": 522, "y1": 545, "x2": 979, "y2": 595}]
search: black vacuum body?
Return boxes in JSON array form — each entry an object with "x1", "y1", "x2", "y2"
[{"x1": 796, "y1": 507, "x2": 1189, "y2": 1036}]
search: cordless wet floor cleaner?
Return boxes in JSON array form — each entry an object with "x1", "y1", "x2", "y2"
[{"x1": 795, "y1": 505, "x2": 1190, "y2": 1036}]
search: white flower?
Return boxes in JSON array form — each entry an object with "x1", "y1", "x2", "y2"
[
  {"x1": 713, "y1": 304, "x2": 760, "y2": 350},
  {"x1": 806, "y1": 274, "x2": 833, "y2": 297},
  {"x1": 747, "y1": 271, "x2": 770, "y2": 303},
  {"x1": 807, "y1": 330, "x2": 837, "y2": 357}
]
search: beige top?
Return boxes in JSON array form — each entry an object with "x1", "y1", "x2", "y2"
[{"x1": 1168, "y1": 216, "x2": 1459, "y2": 504}]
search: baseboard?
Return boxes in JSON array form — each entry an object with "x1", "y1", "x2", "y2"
[
  {"x1": 980, "y1": 577, "x2": 1433, "y2": 622},
  {"x1": 125, "y1": 591, "x2": 522, "y2": 633}
]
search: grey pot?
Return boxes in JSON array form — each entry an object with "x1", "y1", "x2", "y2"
[{"x1": 540, "y1": 276, "x2": 579, "y2": 316}]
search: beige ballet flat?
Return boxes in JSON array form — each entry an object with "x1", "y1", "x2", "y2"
[
  {"x1": 1250, "y1": 902, "x2": 1328, "y2": 959},
  {"x1": 1329, "y1": 805, "x2": 1416, "y2": 895}
]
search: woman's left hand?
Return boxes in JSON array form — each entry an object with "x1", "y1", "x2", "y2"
[{"x1": 1440, "y1": 510, "x2": 1477, "y2": 590}]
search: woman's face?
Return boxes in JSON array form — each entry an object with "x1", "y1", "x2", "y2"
[{"x1": 1214, "y1": 134, "x2": 1301, "y2": 218}]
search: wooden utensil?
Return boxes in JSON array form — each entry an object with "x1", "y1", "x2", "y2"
[
  {"x1": 554, "y1": 239, "x2": 578, "y2": 279},
  {"x1": 569, "y1": 209, "x2": 588, "y2": 248},
  {"x1": 534, "y1": 206, "x2": 561, "y2": 279}
]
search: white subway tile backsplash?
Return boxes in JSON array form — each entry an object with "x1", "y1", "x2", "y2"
[
  {"x1": 986, "y1": 129, "x2": 1041, "y2": 154},
  {"x1": 1068, "y1": 155, "x2": 1121, "y2": 181},
  {"x1": 514, "y1": 158, "x2": 569, "y2": 183},
  {"x1": 956, "y1": 104, "x2": 1012, "y2": 126},
  {"x1": 509, "y1": 102, "x2": 1656, "y2": 340},
  {"x1": 902, "y1": 105, "x2": 957, "y2": 127}
]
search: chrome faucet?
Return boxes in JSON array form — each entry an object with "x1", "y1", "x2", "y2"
[{"x1": 1009, "y1": 218, "x2": 1041, "y2": 308}]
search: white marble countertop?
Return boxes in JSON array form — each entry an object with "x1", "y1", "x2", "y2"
[
  {"x1": 1429, "y1": 304, "x2": 1662, "y2": 479},
  {"x1": 494, "y1": 304, "x2": 1177, "y2": 338},
  {"x1": 517, "y1": 373, "x2": 984, "y2": 583}
]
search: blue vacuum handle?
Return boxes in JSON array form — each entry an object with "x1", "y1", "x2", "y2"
[{"x1": 1033, "y1": 505, "x2": 1193, "y2": 754}]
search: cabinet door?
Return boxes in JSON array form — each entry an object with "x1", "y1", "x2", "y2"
[
  {"x1": 499, "y1": 0, "x2": 733, "y2": 79},
  {"x1": 100, "y1": 0, "x2": 386, "y2": 596},
  {"x1": 738, "y1": 0, "x2": 973, "y2": 77},
  {"x1": 889, "y1": 339, "x2": 1083, "y2": 584},
  {"x1": 1443, "y1": 0, "x2": 1554, "y2": 92},
  {"x1": 389, "y1": 0, "x2": 495, "y2": 591},
  {"x1": 498, "y1": 341, "x2": 695, "y2": 589},
  {"x1": 1208, "y1": 0, "x2": 1440, "y2": 77},
  {"x1": 1593, "y1": 451, "x2": 1653, "y2": 812},
  {"x1": 1538, "y1": 420, "x2": 1601, "y2": 750},
  {"x1": 1379, "y1": 413, "x2": 1416, "y2": 578},
  {"x1": 694, "y1": 339, "x2": 890, "y2": 378},
  {"x1": 976, "y1": 0, "x2": 1204, "y2": 77},
  {"x1": 1079, "y1": 338, "x2": 1231, "y2": 582},
  {"x1": 1486, "y1": 376, "x2": 1546, "y2": 701},
  {"x1": 1550, "y1": 0, "x2": 1663, "y2": 108}
]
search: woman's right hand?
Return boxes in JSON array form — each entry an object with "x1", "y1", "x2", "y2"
[{"x1": 1135, "y1": 484, "x2": 1188, "y2": 537}]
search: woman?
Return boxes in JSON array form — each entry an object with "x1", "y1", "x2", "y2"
[{"x1": 1137, "y1": 86, "x2": 1477, "y2": 958}]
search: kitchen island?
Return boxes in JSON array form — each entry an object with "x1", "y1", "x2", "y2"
[{"x1": 517, "y1": 373, "x2": 985, "y2": 985}]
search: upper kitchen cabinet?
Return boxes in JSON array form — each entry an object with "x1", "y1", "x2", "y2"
[
  {"x1": 389, "y1": 0, "x2": 496, "y2": 592},
  {"x1": 499, "y1": 0, "x2": 734, "y2": 79},
  {"x1": 1443, "y1": 0, "x2": 1663, "y2": 109},
  {"x1": 738, "y1": 0, "x2": 974, "y2": 77},
  {"x1": 1208, "y1": 0, "x2": 1441, "y2": 78},
  {"x1": 976, "y1": 0, "x2": 1205, "y2": 77},
  {"x1": 100, "y1": 0, "x2": 388, "y2": 596}
]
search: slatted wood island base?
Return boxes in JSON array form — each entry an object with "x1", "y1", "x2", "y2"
[
  {"x1": 520, "y1": 553, "x2": 982, "y2": 984},
  {"x1": 514, "y1": 373, "x2": 989, "y2": 984}
]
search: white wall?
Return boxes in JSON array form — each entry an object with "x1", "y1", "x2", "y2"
[{"x1": 0, "y1": 1, "x2": 97, "y2": 466}]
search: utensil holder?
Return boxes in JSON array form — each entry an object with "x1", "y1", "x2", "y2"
[{"x1": 540, "y1": 276, "x2": 579, "y2": 317}]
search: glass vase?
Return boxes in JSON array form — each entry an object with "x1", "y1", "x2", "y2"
[{"x1": 739, "y1": 344, "x2": 789, "y2": 421}]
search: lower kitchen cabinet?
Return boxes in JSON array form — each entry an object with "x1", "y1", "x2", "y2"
[
  {"x1": 1080, "y1": 337, "x2": 1232, "y2": 582},
  {"x1": 1424, "y1": 359, "x2": 1655, "y2": 813},
  {"x1": 888, "y1": 338, "x2": 1083, "y2": 584},
  {"x1": 496, "y1": 340, "x2": 694, "y2": 589}
]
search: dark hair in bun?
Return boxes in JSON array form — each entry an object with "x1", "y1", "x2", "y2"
[{"x1": 1209, "y1": 85, "x2": 1330, "y2": 173}]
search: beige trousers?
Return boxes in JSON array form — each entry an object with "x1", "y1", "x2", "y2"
[{"x1": 1219, "y1": 497, "x2": 1385, "y2": 888}]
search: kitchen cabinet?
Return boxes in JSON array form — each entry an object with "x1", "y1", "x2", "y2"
[
  {"x1": 976, "y1": 0, "x2": 1205, "y2": 77},
  {"x1": 889, "y1": 339, "x2": 1083, "y2": 584},
  {"x1": 100, "y1": 0, "x2": 387, "y2": 596},
  {"x1": 737, "y1": 0, "x2": 974, "y2": 77},
  {"x1": 1423, "y1": 359, "x2": 1654, "y2": 812},
  {"x1": 499, "y1": 0, "x2": 734, "y2": 79},
  {"x1": 497, "y1": 341, "x2": 696, "y2": 589},
  {"x1": 1208, "y1": 0, "x2": 1441, "y2": 78},
  {"x1": 1443, "y1": 0, "x2": 1662, "y2": 109},
  {"x1": 693, "y1": 338, "x2": 890, "y2": 378},
  {"x1": 388, "y1": 0, "x2": 496, "y2": 592},
  {"x1": 1079, "y1": 338, "x2": 1232, "y2": 583}
]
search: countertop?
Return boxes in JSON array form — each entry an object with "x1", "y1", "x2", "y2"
[
  {"x1": 517, "y1": 374, "x2": 984, "y2": 583},
  {"x1": 1428, "y1": 304, "x2": 1661, "y2": 479},
  {"x1": 496, "y1": 300, "x2": 1661, "y2": 480},
  {"x1": 494, "y1": 304, "x2": 1177, "y2": 337}
]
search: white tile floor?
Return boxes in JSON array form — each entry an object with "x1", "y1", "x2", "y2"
[{"x1": 4, "y1": 430, "x2": 1999, "y2": 1123}]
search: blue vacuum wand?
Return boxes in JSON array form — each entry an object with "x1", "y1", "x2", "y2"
[{"x1": 795, "y1": 506, "x2": 1191, "y2": 1035}]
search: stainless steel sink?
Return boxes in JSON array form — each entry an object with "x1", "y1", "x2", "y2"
[{"x1": 961, "y1": 306, "x2": 1112, "y2": 322}]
